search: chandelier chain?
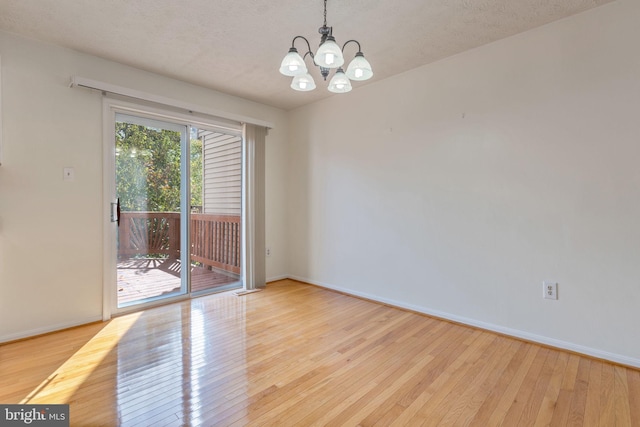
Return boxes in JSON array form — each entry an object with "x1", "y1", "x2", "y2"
[{"x1": 323, "y1": 0, "x2": 327, "y2": 27}]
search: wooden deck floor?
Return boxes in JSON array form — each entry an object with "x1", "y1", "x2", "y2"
[
  {"x1": 1, "y1": 280, "x2": 639, "y2": 426},
  {"x1": 117, "y1": 258, "x2": 240, "y2": 305}
]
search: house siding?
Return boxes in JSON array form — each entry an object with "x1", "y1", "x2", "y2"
[{"x1": 201, "y1": 130, "x2": 242, "y2": 216}]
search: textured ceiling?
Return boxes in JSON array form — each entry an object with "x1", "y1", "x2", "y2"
[{"x1": 0, "y1": 0, "x2": 615, "y2": 110}]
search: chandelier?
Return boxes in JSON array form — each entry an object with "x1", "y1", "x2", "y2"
[{"x1": 279, "y1": 0, "x2": 373, "y2": 93}]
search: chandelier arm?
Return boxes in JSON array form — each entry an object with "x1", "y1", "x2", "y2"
[
  {"x1": 291, "y1": 35, "x2": 313, "y2": 56},
  {"x1": 301, "y1": 50, "x2": 328, "y2": 80},
  {"x1": 342, "y1": 39, "x2": 362, "y2": 54}
]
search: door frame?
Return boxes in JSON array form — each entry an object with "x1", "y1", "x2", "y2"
[{"x1": 102, "y1": 97, "x2": 244, "y2": 319}]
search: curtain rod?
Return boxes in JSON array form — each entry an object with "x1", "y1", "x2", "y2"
[{"x1": 69, "y1": 76, "x2": 273, "y2": 129}]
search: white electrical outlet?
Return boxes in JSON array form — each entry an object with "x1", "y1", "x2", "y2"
[
  {"x1": 266, "y1": 247, "x2": 271, "y2": 257},
  {"x1": 543, "y1": 281, "x2": 558, "y2": 300}
]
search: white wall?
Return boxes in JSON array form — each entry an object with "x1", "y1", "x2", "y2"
[
  {"x1": 2, "y1": 0, "x2": 639, "y2": 367},
  {"x1": 0, "y1": 31, "x2": 289, "y2": 341},
  {"x1": 287, "y1": 0, "x2": 640, "y2": 366}
]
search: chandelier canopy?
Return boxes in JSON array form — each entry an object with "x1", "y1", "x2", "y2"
[{"x1": 279, "y1": 0, "x2": 373, "y2": 93}]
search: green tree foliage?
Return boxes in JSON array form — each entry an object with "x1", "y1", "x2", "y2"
[{"x1": 115, "y1": 122, "x2": 202, "y2": 212}]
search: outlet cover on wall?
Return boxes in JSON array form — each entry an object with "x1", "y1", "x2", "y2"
[{"x1": 543, "y1": 281, "x2": 558, "y2": 300}]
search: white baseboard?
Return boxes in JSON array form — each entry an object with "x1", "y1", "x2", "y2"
[
  {"x1": 0, "y1": 316, "x2": 104, "y2": 344},
  {"x1": 287, "y1": 275, "x2": 640, "y2": 369},
  {"x1": 266, "y1": 274, "x2": 289, "y2": 283}
]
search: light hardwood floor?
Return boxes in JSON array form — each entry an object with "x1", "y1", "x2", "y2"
[{"x1": 1, "y1": 279, "x2": 638, "y2": 426}]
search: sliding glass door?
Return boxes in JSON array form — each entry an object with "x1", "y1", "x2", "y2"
[
  {"x1": 112, "y1": 112, "x2": 242, "y2": 310},
  {"x1": 189, "y1": 127, "x2": 243, "y2": 295},
  {"x1": 115, "y1": 114, "x2": 189, "y2": 307}
]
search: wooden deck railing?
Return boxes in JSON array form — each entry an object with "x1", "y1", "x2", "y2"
[
  {"x1": 191, "y1": 214, "x2": 241, "y2": 274},
  {"x1": 118, "y1": 212, "x2": 241, "y2": 274}
]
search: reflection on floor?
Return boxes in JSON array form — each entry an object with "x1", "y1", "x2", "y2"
[
  {"x1": 3, "y1": 280, "x2": 639, "y2": 425},
  {"x1": 117, "y1": 258, "x2": 240, "y2": 304}
]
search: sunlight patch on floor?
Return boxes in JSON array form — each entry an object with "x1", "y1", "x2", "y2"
[{"x1": 21, "y1": 312, "x2": 142, "y2": 404}]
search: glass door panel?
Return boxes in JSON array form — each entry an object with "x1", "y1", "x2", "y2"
[
  {"x1": 115, "y1": 113, "x2": 188, "y2": 308},
  {"x1": 189, "y1": 127, "x2": 242, "y2": 294}
]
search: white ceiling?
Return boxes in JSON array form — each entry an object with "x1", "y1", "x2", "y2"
[{"x1": 0, "y1": 0, "x2": 615, "y2": 110}]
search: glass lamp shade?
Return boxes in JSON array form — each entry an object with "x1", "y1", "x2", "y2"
[
  {"x1": 314, "y1": 36, "x2": 344, "y2": 68},
  {"x1": 345, "y1": 52, "x2": 373, "y2": 81},
  {"x1": 291, "y1": 72, "x2": 317, "y2": 91},
  {"x1": 328, "y1": 69, "x2": 352, "y2": 93},
  {"x1": 279, "y1": 48, "x2": 307, "y2": 76}
]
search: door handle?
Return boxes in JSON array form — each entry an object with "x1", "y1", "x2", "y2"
[{"x1": 111, "y1": 198, "x2": 121, "y2": 226}]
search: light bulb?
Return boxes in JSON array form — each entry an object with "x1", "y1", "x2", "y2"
[
  {"x1": 345, "y1": 52, "x2": 373, "y2": 81},
  {"x1": 291, "y1": 72, "x2": 316, "y2": 91},
  {"x1": 279, "y1": 48, "x2": 307, "y2": 76},
  {"x1": 314, "y1": 36, "x2": 344, "y2": 68},
  {"x1": 328, "y1": 68, "x2": 352, "y2": 93},
  {"x1": 325, "y1": 53, "x2": 335, "y2": 65}
]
